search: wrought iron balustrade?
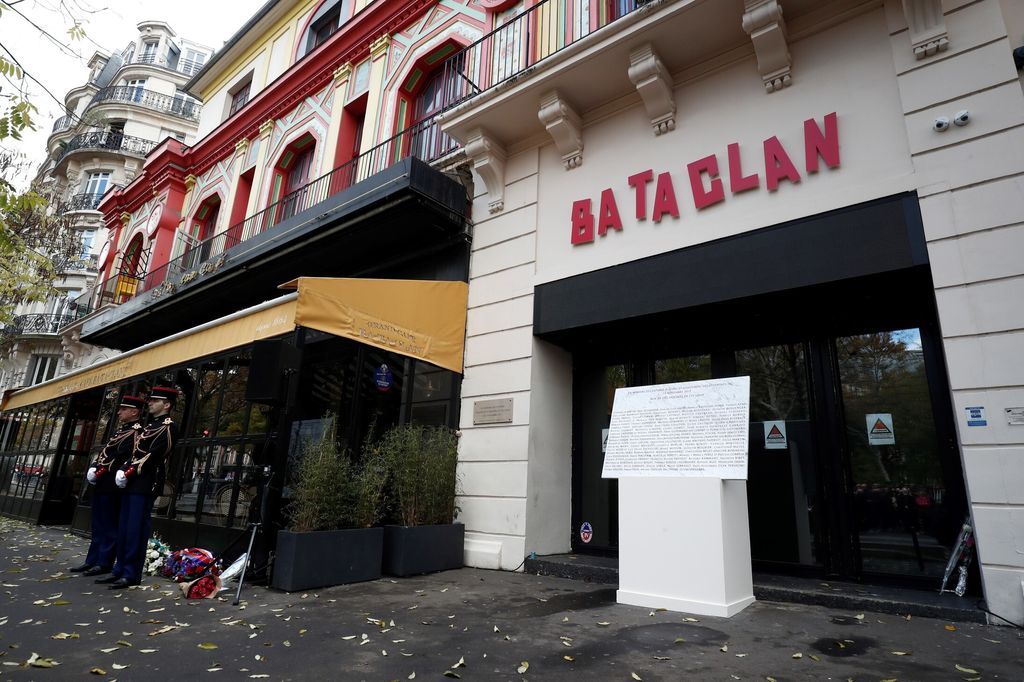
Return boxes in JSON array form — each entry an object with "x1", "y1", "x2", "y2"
[
  {"x1": 91, "y1": 85, "x2": 201, "y2": 122},
  {"x1": 141, "y1": 113, "x2": 461, "y2": 296},
  {"x1": 4, "y1": 314, "x2": 74, "y2": 336},
  {"x1": 438, "y1": 0, "x2": 651, "y2": 109},
  {"x1": 57, "y1": 131, "x2": 158, "y2": 165},
  {"x1": 63, "y1": 192, "x2": 105, "y2": 212}
]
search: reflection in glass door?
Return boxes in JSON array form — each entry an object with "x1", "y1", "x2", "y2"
[
  {"x1": 740, "y1": 344, "x2": 822, "y2": 568},
  {"x1": 836, "y1": 329, "x2": 951, "y2": 578}
]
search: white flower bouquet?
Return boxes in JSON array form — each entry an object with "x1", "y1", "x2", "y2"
[{"x1": 143, "y1": 534, "x2": 172, "y2": 576}]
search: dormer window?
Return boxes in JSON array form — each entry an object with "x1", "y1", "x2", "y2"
[{"x1": 140, "y1": 40, "x2": 159, "y2": 64}]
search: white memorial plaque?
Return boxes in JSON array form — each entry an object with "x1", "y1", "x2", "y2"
[
  {"x1": 1006, "y1": 407, "x2": 1024, "y2": 425},
  {"x1": 601, "y1": 377, "x2": 750, "y2": 480},
  {"x1": 473, "y1": 398, "x2": 513, "y2": 425}
]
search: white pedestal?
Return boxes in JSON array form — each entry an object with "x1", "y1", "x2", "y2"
[{"x1": 617, "y1": 477, "x2": 755, "y2": 617}]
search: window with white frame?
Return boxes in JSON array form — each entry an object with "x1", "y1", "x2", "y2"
[
  {"x1": 80, "y1": 230, "x2": 96, "y2": 258},
  {"x1": 85, "y1": 171, "x2": 110, "y2": 197},
  {"x1": 140, "y1": 40, "x2": 159, "y2": 63},
  {"x1": 179, "y1": 49, "x2": 208, "y2": 76},
  {"x1": 29, "y1": 355, "x2": 60, "y2": 386},
  {"x1": 125, "y1": 79, "x2": 146, "y2": 102}
]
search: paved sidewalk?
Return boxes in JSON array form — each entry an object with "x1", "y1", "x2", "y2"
[{"x1": 0, "y1": 519, "x2": 1021, "y2": 681}]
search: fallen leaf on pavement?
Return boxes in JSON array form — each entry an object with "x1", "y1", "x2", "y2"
[
  {"x1": 955, "y1": 664, "x2": 978, "y2": 674},
  {"x1": 631, "y1": 674, "x2": 642, "y2": 681},
  {"x1": 517, "y1": 661, "x2": 529, "y2": 673},
  {"x1": 198, "y1": 643, "x2": 219, "y2": 650},
  {"x1": 452, "y1": 656, "x2": 465, "y2": 669},
  {"x1": 90, "y1": 668, "x2": 107, "y2": 675}
]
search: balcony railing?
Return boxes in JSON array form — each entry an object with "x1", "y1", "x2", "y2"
[
  {"x1": 63, "y1": 192, "x2": 105, "y2": 212},
  {"x1": 57, "y1": 131, "x2": 159, "y2": 166},
  {"x1": 91, "y1": 85, "x2": 201, "y2": 122},
  {"x1": 51, "y1": 115, "x2": 74, "y2": 134},
  {"x1": 2, "y1": 314, "x2": 74, "y2": 337},
  {"x1": 438, "y1": 0, "x2": 651, "y2": 108},
  {"x1": 73, "y1": 111, "x2": 460, "y2": 315}
]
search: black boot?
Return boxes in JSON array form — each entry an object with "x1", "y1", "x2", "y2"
[
  {"x1": 83, "y1": 566, "x2": 111, "y2": 577},
  {"x1": 69, "y1": 563, "x2": 92, "y2": 573},
  {"x1": 94, "y1": 574, "x2": 120, "y2": 584}
]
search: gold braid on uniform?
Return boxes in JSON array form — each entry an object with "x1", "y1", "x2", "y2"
[
  {"x1": 95, "y1": 425, "x2": 141, "y2": 468},
  {"x1": 129, "y1": 418, "x2": 174, "y2": 473}
]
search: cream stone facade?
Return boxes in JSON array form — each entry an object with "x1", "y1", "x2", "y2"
[{"x1": 444, "y1": 0, "x2": 1024, "y2": 625}]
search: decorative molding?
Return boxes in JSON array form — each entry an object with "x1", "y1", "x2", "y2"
[
  {"x1": 334, "y1": 62, "x2": 354, "y2": 85},
  {"x1": 370, "y1": 34, "x2": 391, "y2": 59},
  {"x1": 119, "y1": 212, "x2": 132, "y2": 227},
  {"x1": 538, "y1": 90, "x2": 583, "y2": 170},
  {"x1": 235, "y1": 138, "x2": 250, "y2": 156},
  {"x1": 259, "y1": 119, "x2": 275, "y2": 138},
  {"x1": 463, "y1": 128, "x2": 507, "y2": 214},
  {"x1": 901, "y1": 0, "x2": 948, "y2": 60},
  {"x1": 627, "y1": 44, "x2": 676, "y2": 136},
  {"x1": 183, "y1": 174, "x2": 198, "y2": 191},
  {"x1": 742, "y1": 0, "x2": 792, "y2": 93}
]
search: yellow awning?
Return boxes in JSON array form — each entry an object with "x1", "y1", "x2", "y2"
[
  {"x1": 3, "y1": 278, "x2": 468, "y2": 412},
  {"x1": 281, "y1": 277, "x2": 468, "y2": 375}
]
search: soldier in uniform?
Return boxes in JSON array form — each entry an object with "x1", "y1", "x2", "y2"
[
  {"x1": 102, "y1": 386, "x2": 179, "y2": 589},
  {"x1": 70, "y1": 395, "x2": 145, "y2": 577}
]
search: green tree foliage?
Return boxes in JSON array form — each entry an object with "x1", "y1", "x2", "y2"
[{"x1": 0, "y1": 155, "x2": 80, "y2": 326}]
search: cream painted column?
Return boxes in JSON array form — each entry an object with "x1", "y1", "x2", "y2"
[
  {"x1": 321, "y1": 62, "x2": 354, "y2": 173},
  {"x1": 358, "y1": 33, "x2": 392, "y2": 178},
  {"x1": 244, "y1": 119, "x2": 277, "y2": 238},
  {"x1": 169, "y1": 174, "x2": 199, "y2": 261}
]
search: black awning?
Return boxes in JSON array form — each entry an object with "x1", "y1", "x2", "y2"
[{"x1": 83, "y1": 158, "x2": 469, "y2": 349}]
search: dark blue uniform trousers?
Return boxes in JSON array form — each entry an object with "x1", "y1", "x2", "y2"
[
  {"x1": 85, "y1": 491, "x2": 120, "y2": 569},
  {"x1": 114, "y1": 493, "x2": 154, "y2": 583}
]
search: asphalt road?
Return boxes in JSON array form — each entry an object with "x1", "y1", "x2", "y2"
[{"x1": 0, "y1": 518, "x2": 1021, "y2": 681}]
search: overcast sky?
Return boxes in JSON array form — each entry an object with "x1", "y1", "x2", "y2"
[{"x1": 1, "y1": 0, "x2": 268, "y2": 190}]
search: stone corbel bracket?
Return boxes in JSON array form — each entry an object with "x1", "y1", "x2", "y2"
[
  {"x1": 538, "y1": 90, "x2": 583, "y2": 170},
  {"x1": 464, "y1": 128, "x2": 507, "y2": 214},
  {"x1": 902, "y1": 0, "x2": 948, "y2": 60},
  {"x1": 742, "y1": 0, "x2": 792, "y2": 93},
  {"x1": 627, "y1": 44, "x2": 676, "y2": 136}
]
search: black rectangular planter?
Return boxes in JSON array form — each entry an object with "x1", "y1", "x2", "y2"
[
  {"x1": 271, "y1": 527, "x2": 383, "y2": 592},
  {"x1": 383, "y1": 523, "x2": 464, "y2": 577}
]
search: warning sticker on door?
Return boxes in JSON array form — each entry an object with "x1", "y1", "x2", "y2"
[
  {"x1": 580, "y1": 521, "x2": 593, "y2": 544},
  {"x1": 866, "y1": 413, "x2": 896, "y2": 446},
  {"x1": 763, "y1": 421, "x2": 788, "y2": 450}
]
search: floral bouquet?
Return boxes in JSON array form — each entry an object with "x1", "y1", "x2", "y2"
[
  {"x1": 161, "y1": 547, "x2": 221, "y2": 583},
  {"x1": 143, "y1": 534, "x2": 172, "y2": 576}
]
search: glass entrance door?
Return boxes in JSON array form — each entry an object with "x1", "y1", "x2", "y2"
[
  {"x1": 835, "y1": 328, "x2": 955, "y2": 579},
  {"x1": 740, "y1": 343, "x2": 823, "y2": 569}
]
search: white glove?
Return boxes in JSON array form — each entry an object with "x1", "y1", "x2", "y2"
[
  {"x1": 115, "y1": 470, "x2": 127, "y2": 488},
  {"x1": 86, "y1": 467, "x2": 97, "y2": 484}
]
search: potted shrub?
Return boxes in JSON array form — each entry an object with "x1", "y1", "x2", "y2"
[
  {"x1": 271, "y1": 417, "x2": 387, "y2": 592},
  {"x1": 377, "y1": 424, "x2": 463, "y2": 577}
]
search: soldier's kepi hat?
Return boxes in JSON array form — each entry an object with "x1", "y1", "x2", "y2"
[
  {"x1": 119, "y1": 395, "x2": 146, "y2": 410},
  {"x1": 147, "y1": 386, "x2": 179, "y2": 403}
]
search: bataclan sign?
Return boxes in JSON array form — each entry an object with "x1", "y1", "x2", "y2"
[{"x1": 569, "y1": 112, "x2": 840, "y2": 245}]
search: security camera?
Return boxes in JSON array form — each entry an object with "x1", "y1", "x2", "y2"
[
  {"x1": 933, "y1": 116, "x2": 950, "y2": 132},
  {"x1": 953, "y1": 110, "x2": 970, "y2": 126}
]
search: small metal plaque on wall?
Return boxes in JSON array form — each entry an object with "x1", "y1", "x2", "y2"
[{"x1": 473, "y1": 398, "x2": 513, "y2": 425}]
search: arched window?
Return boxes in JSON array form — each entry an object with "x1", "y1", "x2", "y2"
[
  {"x1": 299, "y1": 0, "x2": 353, "y2": 58},
  {"x1": 113, "y1": 234, "x2": 146, "y2": 304},
  {"x1": 271, "y1": 134, "x2": 317, "y2": 224},
  {"x1": 397, "y1": 42, "x2": 466, "y2": 162},
  {"x1": 185, "y1": 195, "x2": 221, "y2": 268}
]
